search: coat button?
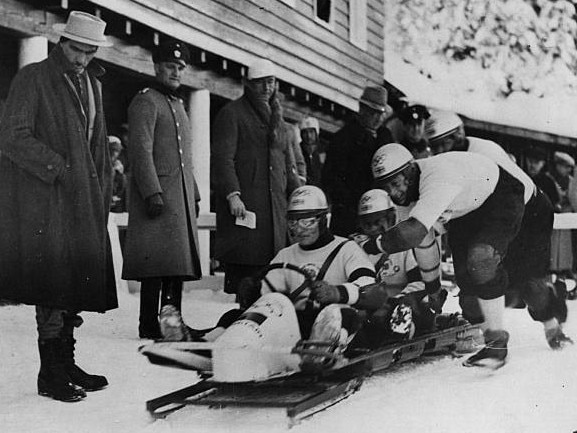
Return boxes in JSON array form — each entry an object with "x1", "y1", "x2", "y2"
[
  {"x1": 91, "y1": 173, "x2": 97, "y2": 178},
  {"x1": 181, "y1": 163, "x2": 184, "y2": 168},
  {"x1": 179, "y1": 149, "x2": 183, "y2": 154},
  {"x1": 47, "y1": 164, "x2": 54, "y2": 170}
]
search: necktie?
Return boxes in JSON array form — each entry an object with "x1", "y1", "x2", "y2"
[{"x1": 70, "y1": 72, "x2": 89, "y2": 116}]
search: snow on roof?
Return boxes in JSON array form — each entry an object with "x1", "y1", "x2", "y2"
[{"x1": 384, "y1": 51, "x2": 577, "y2": 139}]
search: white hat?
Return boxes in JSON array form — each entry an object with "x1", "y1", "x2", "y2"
[
  {"x1": 425, "y1": 109, "x2": 463, "y2": 141},
  {"x1": 299, "y1": 117, "x2": 320, "y2": 134},
  {"x1": 287, "y1": 186, "x2": 328, "y2": 216},
  {"x1": 371, "y1": 143, "x2": 414, "y2": 181},
  {"x1": 358, "y1": 189, "x2": 394, "y2": 216},
  {"x1": 53, "y1": 11, "x2": 112, "y2": 47},
  {"x1": 554, "y1": 151, "x2": 575, "y2": 167},
  {"x1": 248, "y1": 58, "x2": 276, "y2": 80}
]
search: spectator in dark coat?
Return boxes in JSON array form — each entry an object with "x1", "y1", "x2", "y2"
[
  {"x1": 298, "y1": 116, "x2": 324, "y2": 186},
  {"x1": 525, "y1": 146, "x2": 558, "y2": 205},
  {"x1": 321, "y1": 86, "x2": 393, "y2": 237},
  {"x1": 0, "y1": 11, "x2": 116, "y2": 402},
  {"x1": 109, "y1": 135, "x2": 127, "y2": 213},
  {"x1": 122, "y1": 40, "x2": 202, "y2": 339},
  {"x1": 211, "y1": 58, "x2": 301, "y2": 299}
]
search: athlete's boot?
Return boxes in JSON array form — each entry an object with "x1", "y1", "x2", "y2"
[
  {"x1": 159, "y1": 304, "x2": 207, "y2": 342},
  {"x1": 463, "y1": 329, "x2": 509, "y2": 369},
  {"x1": 545, "y1": 326, "x2": 573, "y2": 350},
  {"x1": 300, "y1": 305, "x2": 362, "y2": 373}
]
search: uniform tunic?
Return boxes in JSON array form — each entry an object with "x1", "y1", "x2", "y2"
[{"x1": 122, "y1": 87, "x2": 201, "y2": 280}]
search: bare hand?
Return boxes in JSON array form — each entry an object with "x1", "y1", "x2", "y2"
[{"x1": 228, "y1": 195, "x2": 246, "y2": 218}]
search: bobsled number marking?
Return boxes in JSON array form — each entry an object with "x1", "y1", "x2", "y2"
[{"x1": 239, "y1": 312, "x2": 268, "y2": 326}]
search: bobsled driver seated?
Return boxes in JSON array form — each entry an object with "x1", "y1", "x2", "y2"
[
  {"x1": 349, "y1": 189, "x2": 452, "y2": 349},
  {"x1": 161, "y1": 186, "x2": 391, "y2": 366}
]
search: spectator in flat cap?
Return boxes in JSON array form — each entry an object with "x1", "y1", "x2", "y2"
[
  {"x1": 211, "y1": 57, "x2": 301, "y2": 299},
  {"x1": 0, "y1": 10, "x2": 115, "y2": 402},
  {"x1": 321, "y1": 85, "x2": 394, "y2": 237},
  {"x1": 122, "y1": 38, "x2": 202, "y2": 340}
]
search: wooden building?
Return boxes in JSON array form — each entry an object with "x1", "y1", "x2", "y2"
[{"x1": 0, "y1": 0, "x2": 386, "y2": 274}]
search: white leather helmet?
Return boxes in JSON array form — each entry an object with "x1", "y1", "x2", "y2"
[
  {"x1": 425, "y1": 109, "x2": 463, "y2": 141},
  {"x1": 298, "y1": 116, "x2": 320, "y2": 134},
  {"x1": 358, "y1": 189, "x2": 394, "y2": 216},
  {"x1": 371, "y1": 143, "x2": 414, "y2": 182},
  {"x1": 287, "y1": 185, "x2": 329, "y2": 217}
]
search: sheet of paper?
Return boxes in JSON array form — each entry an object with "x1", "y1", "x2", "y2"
[{"x1": 235, "y1": 210, "x2": 256, "y2": 229}]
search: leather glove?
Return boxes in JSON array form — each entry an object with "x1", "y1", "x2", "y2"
[
  {"x1": 237, "y1": 276, "x2": 261, "y2": 310},
  {"x1": 427, "y1": 288, "x2": 448, "y2": 314},
  {"x1": 349, "y1": 233, "x2": 369, "y2": 245},
  {"x1": 362, "y1": 235, "x2": 387, "y2": 257},
  {"x1": 311, "y1": 280, "x2": 341, "y2": 305},
  {"x1": 145, "y1": 193, "x2": 164, "y2": 218}
]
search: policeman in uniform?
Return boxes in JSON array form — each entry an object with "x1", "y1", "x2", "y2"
[{"x1": 122, "y1": 40, "x2": 202, "y2": 339}]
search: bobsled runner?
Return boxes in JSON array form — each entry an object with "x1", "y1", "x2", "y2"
[{"x1": 140, "y1": 263, "x2": 481, "y2": 427}]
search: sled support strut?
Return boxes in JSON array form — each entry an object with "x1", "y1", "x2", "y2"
[{"x1": 145, "y1": 323, "x2": 480, "y2": 427}]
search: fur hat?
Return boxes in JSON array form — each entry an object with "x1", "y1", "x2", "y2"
[{"x1": 53, "y1": 11, "x2": 112, "y2": 47}]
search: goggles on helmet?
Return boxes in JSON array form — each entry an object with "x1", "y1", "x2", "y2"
[{"x1": 287, "y1": 216, "x2": 321, "y2": 230}]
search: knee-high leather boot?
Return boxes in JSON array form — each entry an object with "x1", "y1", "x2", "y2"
[
  {"x1": 37, "y1": 338, "x2": 86, "y2": 402},
  {"x1": 61, "y1": 313, "x2": 108, "y2": 391},
  {"x1": 139, "y1": 278, "x2": 162, "y2": 339}
]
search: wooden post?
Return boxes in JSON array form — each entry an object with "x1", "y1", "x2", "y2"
[
  {"x1": 18, "y1": 36, "x2": 48, "y2": 68},
  {"x1": 189, "y1": 89, "x2": 212, "y2": 276}
]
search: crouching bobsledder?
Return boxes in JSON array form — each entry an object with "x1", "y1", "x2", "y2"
[
  {"x1": 425, "y1": 110, "x2": 571, "y2": 350},
  {"x1": 361, "y1": 143, "x2": 572, "y2": 369},
  {"x1": 349, "y1": 189, "x2": 454, "y2": 349}
]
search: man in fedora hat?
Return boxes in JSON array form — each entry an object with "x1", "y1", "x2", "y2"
[
  {"x1": 321, "y1": 85, "x2": 393, "y2": 237},
  {"x1": 0, "y1": 11, "x2": 117, "y2": 402},
  {"x1": 122, "y1": 39, "x2": 202, "y2": 340}
]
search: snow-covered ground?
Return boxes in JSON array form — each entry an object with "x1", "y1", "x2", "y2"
[{"x1": 1, "y1": 278, "x2": 576, "y2": 433}]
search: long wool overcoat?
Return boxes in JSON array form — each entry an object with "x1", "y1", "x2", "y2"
[
  {"x1": 122, "y1": 87, "x2": 202, "y2": 281},
  {"x1": 211, "y1": 94, "x2": 300, "y2": 266},
  {"x1": 0, "y1": 45, "x2": 117, "y2": 312},
  {"x1": 321, "y1": 116, "x2": 393, "y2": 237}
]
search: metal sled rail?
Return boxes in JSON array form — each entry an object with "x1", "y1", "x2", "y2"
[{"x1": 145, "y1": 322, "x2": 479, "y2": 427}]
